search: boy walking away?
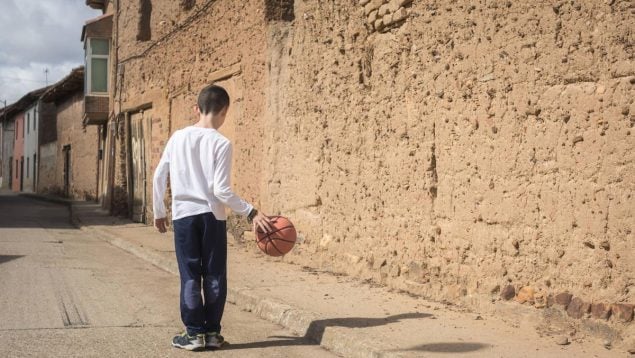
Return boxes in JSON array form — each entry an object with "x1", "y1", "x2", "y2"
[{"x1": 153, "y1": 85, "x2": 273, "y2": 351}]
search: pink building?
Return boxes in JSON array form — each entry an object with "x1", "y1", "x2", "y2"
[{"x1": 4, "y1": 87, "x2": 50, "y2": 192}]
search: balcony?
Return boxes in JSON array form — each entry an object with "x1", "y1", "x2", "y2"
[
  {"x1": 82, "y1": 14, "x2": 113, "y2": 126},
  {"x1": 83, "y1": 96, "x2": 109, "y2": 125}
]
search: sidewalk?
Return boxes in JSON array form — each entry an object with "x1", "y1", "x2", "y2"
[{"x1": 67, "y1": 199, "x2": 625, "y2": 357}]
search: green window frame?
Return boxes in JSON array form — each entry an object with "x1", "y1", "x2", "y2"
[{"x1": 85, "y1": 38, "x2": 110, "y2": 95}]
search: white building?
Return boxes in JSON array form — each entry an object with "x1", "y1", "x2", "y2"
[
  {"x1": 22, "y1": 103, "x2": 39, "y2": 193},
  {"x1": 0, "y1": 110, "x2": 15, "y2": 189}
]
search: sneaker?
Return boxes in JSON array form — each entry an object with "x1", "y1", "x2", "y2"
[
  {"x1": 205, "y1": 332, "x2": 225, "y2": 348},
  {"x1": 172, "y1": 332, "x2": 205, "y2": 351}
]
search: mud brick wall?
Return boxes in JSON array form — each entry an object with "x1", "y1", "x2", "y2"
[
  {"x1": 54, "y1": 92, "x2": 99, "y2": 200},
  {"x1": 37, "y1": 142, "x2": 58, "y2": 195},
  {"x1": 36, "y1": 102, "x2": 58, "y2": 195},
  {"x1": 113, "y1": 0, "x2": 269, "y2": 219},
  {"x1": 261, "y1": 0, "x2": 634, "y2": 323},
  {"x1": 107, "y1": 0, "x2": 633, "y2": 331}
]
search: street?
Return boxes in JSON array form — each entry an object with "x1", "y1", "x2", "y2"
[{"x1": 0, "y1": 193, "x2": 336, "y2": 357}]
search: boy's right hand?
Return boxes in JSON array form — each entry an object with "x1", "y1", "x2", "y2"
[
  {"x1": 253, "y1": 211, "x2": 274, "y2": 233},
  {"x1": 155, "y1": 218, "x2": 168, "y2": 233}
]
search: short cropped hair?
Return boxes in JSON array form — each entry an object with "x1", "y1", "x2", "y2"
[{"x1": 197, "y1": 84, "x2": 230, "y2": 115}]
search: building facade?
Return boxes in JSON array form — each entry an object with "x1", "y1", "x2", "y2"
[
  {"x1": 1, "y1": 87, "x2": 50, "y2": 193},
  {"x1": 22, "y1": 104, "x2": 38, "y2": 193},
  {"x1": 81, "y1": 0, "x2": 634, "y2": 332},
  {"x1": 11, "y1": 113, "x2": 24, "y2": 192},
  {"x1": 38, "y1": 67, "x2": 99, "y2": 200},
  {"x1": 0, "y1": 109, "x2": 15, "y2": 190}
]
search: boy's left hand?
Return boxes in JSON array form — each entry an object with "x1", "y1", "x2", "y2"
[{"x1": 155, "y1": 218, "x2": 168, "y2": 233}]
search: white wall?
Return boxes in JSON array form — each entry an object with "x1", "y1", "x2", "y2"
[
  {"x1": 23, "y1": 103, "x2": 39, "y2": 192},
  {"x1": 0, "y1": 120, "x2": 15, "y2": 190}
]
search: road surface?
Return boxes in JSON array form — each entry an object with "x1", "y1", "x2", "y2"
[{"x1": 0, "y1": 192, "x2": 336, "y2": 357}]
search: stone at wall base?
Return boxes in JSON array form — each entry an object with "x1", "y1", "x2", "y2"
[{"x1": 500, "y1": 285, "x2": 515, "y2": 300}]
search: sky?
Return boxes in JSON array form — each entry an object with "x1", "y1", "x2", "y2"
[{"x1": 0, "y1": 0, "x2": 101, "y2": 106}]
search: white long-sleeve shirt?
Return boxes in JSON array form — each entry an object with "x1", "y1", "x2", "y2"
[{"x1": 152, "y1": 126, "x2": 253, "y2": 221}]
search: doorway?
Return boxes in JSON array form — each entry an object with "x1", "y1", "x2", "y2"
[
  {"x1": 8, "y1": 156, "x2": 12, "y2": 188},
  {"x1": 129, "y1": 111, "x2": 151, "y2": 223},
  {"x1": 63, "y1": 145, "x2": 71, "y2": 197},
  {"x1": 33, "y1": 154, "x2": 37, "y2": 192},
  {"x1": 19, "y1": 157, "x2": 23, "y2": 192}
]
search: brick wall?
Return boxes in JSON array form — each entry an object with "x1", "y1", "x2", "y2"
[{"x1": 54, "y1": 92, "x2": 99, "y2": 200}]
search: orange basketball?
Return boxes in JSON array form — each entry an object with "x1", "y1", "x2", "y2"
[{"x1": 255, "y1": 216, "x2": 297, "y2": 256}]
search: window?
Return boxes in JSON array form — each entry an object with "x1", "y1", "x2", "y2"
[
  {"x1": 85, "y1": 38, "x2": 109, "y2": 94},
  {"x1": 27, "y1": 157, "x2": 29, "y2": 178},
  {"x1": 15, "y1": 160, "x2": 18, "y2": 178},
  {"x1": 27, "y1": 113, "x2": 30, "y2": 134}
]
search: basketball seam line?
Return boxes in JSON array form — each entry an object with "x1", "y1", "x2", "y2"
[
  {"x1": 256, "y1": 225, "x2": 294, "y2": 237},
  {"x1": 256, "y1": 233, "x2": 295, "y2": 244},
  {"x1": 268, "y1": 239, "x2": 284, "y2": 256}
]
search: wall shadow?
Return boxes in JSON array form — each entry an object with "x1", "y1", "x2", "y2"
[
  {"x1": 0, "y1": 194, "x2": 76, "y2": 229},
  {"x1": 223, "y1": 312, "x2": 433, "y2": 351}
]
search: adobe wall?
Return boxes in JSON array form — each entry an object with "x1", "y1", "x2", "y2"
[
  {"x1": 55, "y1": 92, "x2": 99, "y2": 200},
  {"x1": 37, "y1": 101, "x2": 59, "y2": 196},
  {"x1": 113, "y1": 0, "x2": 269, "y2": 220},
  {"x1": 261, "y1": 0, "x2": 634, "y2": 327},
  {"x1": 104, "y1": 0, "x2": 633, "y2": 334},
  {"x1": 37, "y1": 142, "x2": 59, "y2": 196}
]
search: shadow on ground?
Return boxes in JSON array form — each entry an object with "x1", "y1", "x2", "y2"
[
  {"x1": 223, "y1": 312, "x2": 486, "y2": 354},
  {"x1": 0, "y1": 255, "x2": 25, "y2": 265},
  {"x1": 0, "y1": 194, "x2": 76, "y2": 229},
  {"x1": 403, "y1": 342, "x2": 490, "y2": 353}
]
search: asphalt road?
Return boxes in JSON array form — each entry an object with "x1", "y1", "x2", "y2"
[{"x1": 0, "y1": 192, "x2": 336, "y2": 358}]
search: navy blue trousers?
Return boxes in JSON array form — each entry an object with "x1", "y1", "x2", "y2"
[{"x1": 173, "y1": 212, "x2": 227, "y2": 336}]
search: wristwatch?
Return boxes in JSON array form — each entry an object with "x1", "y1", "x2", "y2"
[{"x1": 247, "y1": 208, "x2": 258, "y2": 223}]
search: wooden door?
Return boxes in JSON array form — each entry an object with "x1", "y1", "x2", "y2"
[
  {"x1": 130, "y1": 112, "x2": 146, "y2": 223},
  {"x1": 63, "y1": 146, "x2": 70, "y2": 197}
]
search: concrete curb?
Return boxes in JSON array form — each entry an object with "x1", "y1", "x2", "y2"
[{"x1": 69, "y1": 207, "x2": 403, "y2": 358}]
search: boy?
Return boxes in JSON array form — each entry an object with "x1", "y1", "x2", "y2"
[{"x1": 153, "y1": 84, "x2": 273, "y2": 351}]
